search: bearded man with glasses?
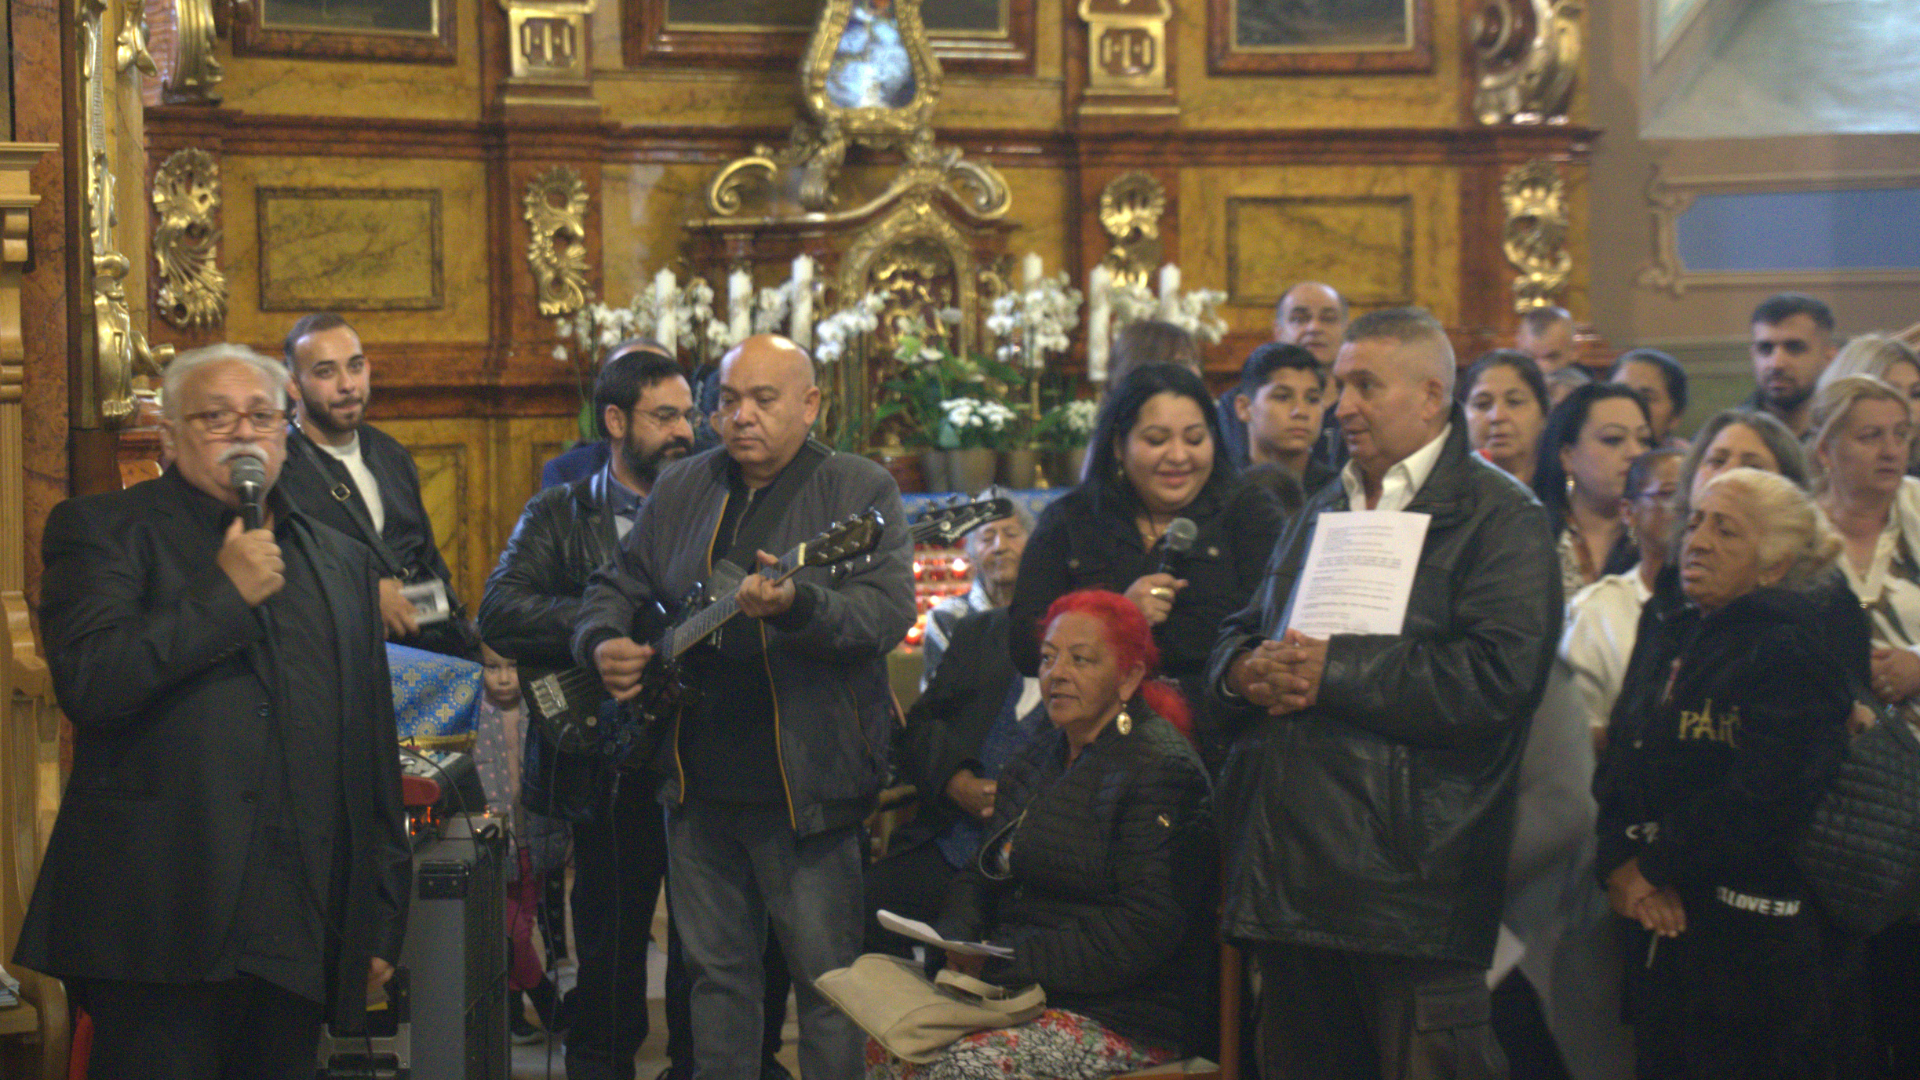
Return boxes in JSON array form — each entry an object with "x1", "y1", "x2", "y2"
[{"x1": 15, "y1": 344, "x2": 411, "y2": 1078}]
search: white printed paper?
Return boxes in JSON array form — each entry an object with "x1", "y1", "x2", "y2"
[
  {"x1": 876, "y1": 909, "x2": 1014, "y2": 959},
  {"x1": 1284, "y1": 511, "x2": 1432, "y2": 638}
]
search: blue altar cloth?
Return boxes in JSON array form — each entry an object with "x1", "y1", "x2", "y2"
[{"x1": 387, "y1": 642, "x2": 482, "y2": 740}]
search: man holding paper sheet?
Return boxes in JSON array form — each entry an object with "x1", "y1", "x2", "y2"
[{"x1": 1208, "y1": 308, "x2": 1560, "y2": 1080}]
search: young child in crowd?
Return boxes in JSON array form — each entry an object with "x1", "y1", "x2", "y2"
[{"x1": 475, "y1": 643, "x2": 570, "y2": 1044}]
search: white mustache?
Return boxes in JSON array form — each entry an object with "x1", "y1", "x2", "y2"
[{"x1": 218, "y1": 444, "x2": 269, "y2": 465}]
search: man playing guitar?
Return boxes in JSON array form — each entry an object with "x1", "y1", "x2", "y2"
[{"x1": 573, "y1": 334, "x2": 917, "y2": 1080}]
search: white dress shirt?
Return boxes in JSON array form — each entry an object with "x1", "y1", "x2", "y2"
[{"x1": 1339, "y1": 424, "x2": 1452, "y2": 513}]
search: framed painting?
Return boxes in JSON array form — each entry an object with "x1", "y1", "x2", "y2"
[
  {"x1": 233, "y1": 0, "x2": 456, "y2": 64},
  {"x1": 625, "y1": 0, "x2": 1034, "y2": 76},
  {"x1": 1208, "y1": 0, "x2": 1432, "y2": 75}
]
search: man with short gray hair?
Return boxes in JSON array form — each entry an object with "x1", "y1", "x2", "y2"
[
  {"x1": 16, "y1": 345, "x2": 410, "y2": 1077},
  {"x1": 1209, "y1": 308, "x2": 1560, "y2": 1080}
]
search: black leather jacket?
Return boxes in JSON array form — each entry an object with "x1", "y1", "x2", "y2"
[
  {"x1": 1206, "y1": 415, "x2": 1561, "y2": 966},
  {"x1": 940, "y1": 702, "x2": 1217, "y2": 1052},
  {"x1": 477, "y1": 467, "x2": 625, "y2": 821},
  {"x1": 478, "y1": 469, "x2": 624, "y2": 670}
]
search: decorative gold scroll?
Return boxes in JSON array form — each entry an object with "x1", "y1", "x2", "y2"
[
  {"x1": 78, "y1": 0, "x2": 172, "y2": 431},
  {"x1": 1097, "y1": 171, "x2": 1166, "y2": 287},
  {"x1": 166, "y1": 0, "x2": 224, "y2": 103},
  {"x1": 1501, "y1": 159, "x2": 1572, "y2": 313},
  {"x1": 1471, "y1": 0, "x2": 1580, "y2": 125},
  {"x1": 524, "y1": 167, "x2": 590, "y2": 317},
  {"x1": 152, "y1": 148, "x2": 226, "y2": 327}
]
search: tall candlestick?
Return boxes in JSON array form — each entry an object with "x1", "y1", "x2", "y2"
[
  {"x1": 790, "y1": 255, "x2": 814, "y2": 349},
  {"x1": 654, "y1": 268, "x2": 678, "y2": 357},
  {"x1": 1088, "y1": 265, "x2": 1112, "y2": 383},
  {"x1": 729, "y1": 267, "x2": 753, "y2": 344},
  {"x1": 1157, "y1": 264, "x2": 1180, "y2": 320},
  {"x1": 1023, "y1": 252, "x2": 1044, "y2": 288}
]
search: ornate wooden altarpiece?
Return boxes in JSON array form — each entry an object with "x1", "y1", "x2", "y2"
[{"x1": 682, "y1": 0, "x2": 1017, "y2": 453}]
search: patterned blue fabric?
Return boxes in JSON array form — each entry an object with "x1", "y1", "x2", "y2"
[
  {"x1": 902, "y1": 488, "x2": 1064, "y2": 530},
  {"x1": 387, "y1": 642, "x2": 482, "y2": 740},
  {"x1": 934, "y1": 680, "x2": 1048, "y2": 869}
]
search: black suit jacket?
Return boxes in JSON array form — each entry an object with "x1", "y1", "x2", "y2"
[{"x1": 15, "y1": 470, "x2": 412, "y2": 1024}]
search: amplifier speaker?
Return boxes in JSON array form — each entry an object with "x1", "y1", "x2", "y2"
[{"x1": 321, "y1": 817, "x2": 509, "y2": 1080}]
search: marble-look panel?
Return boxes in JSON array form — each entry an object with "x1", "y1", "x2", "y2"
[
  {"x1": 378, "y1": 417, "x2": 488, "y2": 615},
  {"x1": 223, "y1": 156, "x2": 490, "y2": 346},
  {"x1": 211, "y1": 0, "x2": 483, "y2": 122},
  {"x1": 14, "y1": 0, "x2": 71, "y2": 604},
  {"x1": 601, "y1": 162, "x2": 711, "y2": 302},
  {"x1": 1181, "y1": 164, "x2": 1461, "y2": 332},
  {"x1": 1173, "y1": 0, "x2": 1467, "y2": 129}
]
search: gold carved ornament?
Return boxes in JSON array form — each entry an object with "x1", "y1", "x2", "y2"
[
  {"x1": 524, "y1": 167, "x2": 590, "y2": 317},
  {"x1": 1471, "y1": 0, "x2": 1581, "y2": 125},
  {"x1": 164, "y1": 0, "x2": 224, "y2": 103},
  {"x1": 1501, "y1": 160, "x2": 1572, "y2": 314},
  {"x1": 1097, "y1": 172, "x2": 1166, "y2": 288},
  {"x1": 152, "y1": 149, "x2": 227, "y2": 328},
  {"x1": 1077, "y1": 0, "x2": 1176, "y2": 115},
  {"x1": 705, "y1": 0, "x2": 1001, "y2": 218},
  {"x1": 80, "y1": 0, "x2": 172, "y2": 430}
]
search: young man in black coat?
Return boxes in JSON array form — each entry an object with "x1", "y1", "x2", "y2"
[
  {"x1": 16, "y1": 345, "x2": 411, "y2": 1078},
  {"x1": 276, "y1": 312, "x2": 473, "y2": 657}
]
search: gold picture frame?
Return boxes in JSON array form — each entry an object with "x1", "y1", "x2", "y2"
[{"x1": 801, "y1": 0, "x2": 942, "y2": 143}]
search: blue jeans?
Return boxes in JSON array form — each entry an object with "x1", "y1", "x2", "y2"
[{"x1": 667, "y1": 798, "x2": 865, "y2": 1080}]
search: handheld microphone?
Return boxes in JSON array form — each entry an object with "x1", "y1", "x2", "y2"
[
  {"x1": 230, "y1": 455, "x2": 267, "y2": 531},
  {"x1": 1154, "y1": 517, "x2": 1197, "y2": 576}
]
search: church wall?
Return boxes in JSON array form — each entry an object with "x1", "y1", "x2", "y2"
[{"x1": 90, "y1": 0, "x2": 1592, "y2": 609}]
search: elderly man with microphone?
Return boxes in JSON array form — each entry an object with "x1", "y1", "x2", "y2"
[{"x1": 15, "y1": 344, "x2": 411, "y2": 1079}]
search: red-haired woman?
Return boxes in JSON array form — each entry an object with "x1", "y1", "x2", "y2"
[{"x1": 866, "y1": 590, "x2": 1218, "y2": 1080}]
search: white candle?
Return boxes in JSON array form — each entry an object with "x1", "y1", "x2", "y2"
[
  {"x1": 1023, "y1": 252, "x2": 1044, "y2": 288},
  {"x1": 654, "y1": 268, "x2": 677, "y2": 356},
  {"x1": 790, "y1": 254, "x2": 814, "y2": 350},
  {"x1": 1088, "y1": 265, "x2": 1112, "y2": 383},
  {"x1": 1157, "y1": 263, "x2": 1180, "y2": 320},
  {"x1": 729, "y1": 267, "x2": 753, "y2": 344}
]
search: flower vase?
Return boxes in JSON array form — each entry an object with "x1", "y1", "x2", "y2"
[
  {"x1": 877, "y1": 452, "x2": 926, "y2": 494},
  {"x1": 999, "y1": 449, "x2": 1040, "y2": 489},
  {"x1": 948, "y1": 448, "x2": 998, "y2": 495},
  {"x1": 919, "y1": 451, "x2": 949, "y2": 494},
  {"x1": 1047, "y1": 446, "x2": 1088, "y2": 487}
]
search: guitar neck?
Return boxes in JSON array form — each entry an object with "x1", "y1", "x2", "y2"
[{"x1": 667, "y1": 549, "x2": 802, "y2": 659}]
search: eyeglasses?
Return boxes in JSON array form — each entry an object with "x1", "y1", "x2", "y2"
[
  {"x1": 183, "y1": 408, "x2": 288, "y2": 435},
  {"x1": 638, "y1": 406, "x2": 701, "y2": 427}
]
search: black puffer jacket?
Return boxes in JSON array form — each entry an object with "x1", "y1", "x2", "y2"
[
  {"x1": 1594, "y1": 583, "x2": 1853, "y2": 1024},
  {"x1": 939, "y1": 703, "x2": 1217, "y2": 1052},
  {"x1": 1206, "y1": 415, "x2": 1561, "y2": 966}
]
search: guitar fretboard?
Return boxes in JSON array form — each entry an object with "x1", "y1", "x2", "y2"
[{"x1": 667, "y1": 548, "x2": 802, "y2": 659}]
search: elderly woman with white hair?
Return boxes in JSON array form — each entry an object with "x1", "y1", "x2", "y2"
[{"x1": 1594, "y1": 468, "x2": 1855, "y2": 1080}]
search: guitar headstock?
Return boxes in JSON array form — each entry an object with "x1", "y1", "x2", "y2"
[
  {"x1": 910, "y1": 496, "x2": 1016, "y2": 547},
  {"x1": 795, "y1": 510, "x2": 886, "y2": 569}
]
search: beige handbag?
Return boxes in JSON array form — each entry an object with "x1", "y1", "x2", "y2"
[{"x1": 815, "y1": 953, "x2": 1046, "y2": 1063}]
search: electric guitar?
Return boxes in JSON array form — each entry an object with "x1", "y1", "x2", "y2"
[{"x1": 524, "y1": 495, "x2": 1015, "y2": 762}]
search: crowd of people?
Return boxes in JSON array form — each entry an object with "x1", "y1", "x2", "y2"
[{"x1": 13, "y1": 285, "x2": 1920, "y2": 1080}]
